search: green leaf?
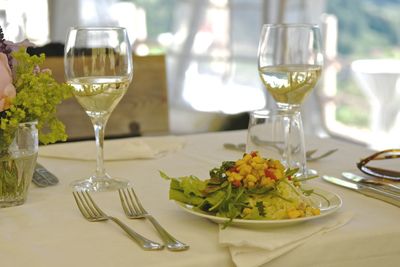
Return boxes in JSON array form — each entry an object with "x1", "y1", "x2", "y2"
[
  {"x1": 285, "y1": 168, "x2": 299, "y2": 177},
  {"x1": 256, "y1": 201, "x2": 266, "y2": 217},
  {"x1": 207, "y1": 190, "x2": 226, "y2": 211},
  {"x1": 180, "y1": 175, "x2": 206, "y2": 197},
  {"x1": 169, "y1": 189, "x2": 203, "y2": 206},
  {"x1": 159, "y1": 170, "x2": 172, "y2": 180}
]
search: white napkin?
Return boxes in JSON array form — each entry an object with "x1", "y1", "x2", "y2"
[
  {"x1": 38, "y1": 136, "x2": 185, "y2": 161},
  {"x1": 219, "y1": 212, "x2": 353, "y2": 267}
]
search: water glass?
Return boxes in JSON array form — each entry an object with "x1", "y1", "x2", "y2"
[{"x1": 246, "y1": 109, "x2": 306, "y2": 175}]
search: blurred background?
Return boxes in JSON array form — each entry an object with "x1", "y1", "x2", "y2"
[{"x1": 1, "y1": 0, "x2": 400, "y2": 150}]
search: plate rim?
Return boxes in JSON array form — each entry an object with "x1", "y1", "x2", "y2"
[{"x1": 175, "y1": 186, "x2": 342, "y2": 226}]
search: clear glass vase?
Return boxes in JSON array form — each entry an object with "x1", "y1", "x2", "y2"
[{"x1": 0, "y1": 121, "x2": 38, "y2": 208}]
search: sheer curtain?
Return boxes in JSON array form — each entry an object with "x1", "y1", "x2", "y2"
[
  {"x1": 167, "y1": 0, "x2": 265, "y2": 114},
  {"x1": 166, "y1": 0, "x2": 327, "y2": 135}
]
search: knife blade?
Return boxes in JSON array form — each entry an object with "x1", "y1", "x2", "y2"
[
  {"x1": 32, "y1": 163, "x2": 59, "y2": 187},
  {"x1": 322, "y1": 175, "x2": 400, "y2": 207},
  {"x1": 342, "y1": 172, "x2": 400, "y2": 194}
]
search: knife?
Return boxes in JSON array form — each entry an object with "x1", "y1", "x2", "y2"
[
  {"x1": 32, "y1": 163, "x2": 59, "y2": 187},
  {"x1": 322, "y1": 175, "x2": 400, "y2": 207},
  {"x1": 342, "y1": 172, "x2": 400, "y2": 194}
]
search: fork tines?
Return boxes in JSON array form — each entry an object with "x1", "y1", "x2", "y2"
[
  {"x1": 119, "y1": 188, "x2": 147, "y2": 216},
  {"x1": 72, "y1": 191, "x2": 107, "y2": 221}
]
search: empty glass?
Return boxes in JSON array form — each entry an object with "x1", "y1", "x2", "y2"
[{"x1": 246, "y1": 109, "x2": 306, "y2": 175}]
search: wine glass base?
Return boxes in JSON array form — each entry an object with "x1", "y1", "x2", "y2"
[
  {"x1": 294, "y1": 168, "x2": 319, "y2": 180},
  {"x1": 306, "y1": 168, "x2": 318, "y2": 176},
  {"x1": 70, "y1": 176, "x2": 130, "y2": 192}
]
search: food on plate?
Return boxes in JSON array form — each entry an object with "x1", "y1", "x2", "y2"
[{"x1": 161, "y1": 151, "x2": 322, "y2": 226}]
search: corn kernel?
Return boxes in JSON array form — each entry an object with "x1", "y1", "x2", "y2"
[
  {"x1": 260, "y1": 177, "x2": 268, "y2": 186},
  {"x1": 246, "y1": 174, "x2": 257, "y2": 182},
  {"x1": 273, "y1": 169, "x2": 284, "y2": 180},
  {"x1": 243, "y1": 154, "x2": 252, "y2": 162},
  {"x1": 247, "y1": 181, "x2": 255, "y2": 188},
  {"x1": 232, "y1": 172, "x2": 243, "y2": 181},
  {"x1": 239, "y1": 164, "x2": 252, "y2": 176},
  {"x1": 311, "y1": 208, "x2": 320, "y2": 215},
  {"x1": 254, "y1": 163, "x2": 264, "y2": 170},
  {"x1": 242, "y1": 207, "x2": 252, "y2": 215},
  {"x1": 287, "y1": 209, "x2": 301, "y2": 219},
  {"x1": 253, "y1": 156, "x2": 264, "y2": 164},
  {"x1": 236, "y1": 159, "x2": 246, "y2": 166}
]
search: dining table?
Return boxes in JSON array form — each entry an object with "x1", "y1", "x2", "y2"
[{"x1": 1, "y1": 129, "x2": 400, "y2": 267}]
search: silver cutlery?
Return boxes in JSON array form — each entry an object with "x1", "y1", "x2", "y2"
[
  {"x1": 32, "y1": 164, "x2": 59, "y2": 187},
  {"x1": 342, "y1": 172, "x2": 400, "y2": 193},
  {"x1": 72, "y1": 191, "x2": 164, "y2": 250},
  {"x1": 306, "y1": 148, "x2": 338, "y2": 162},
  {"x1": 118, "y1": 188, "x2": 189, "y2": 251},
  {"x1": 223, "y1": 143, "x2": 338, "y2": 161},
  {"x1": 223, "y1": 143, "x2": 246, "y2": 152},
  {"x1": 322, "y1": 175, "x2": 400, "y2": 207}
]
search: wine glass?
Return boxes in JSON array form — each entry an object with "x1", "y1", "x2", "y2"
[
  {"x1": 257, "y1": 24, "x2": 323, "y2": 175},
  {"x1": 64, "y1": 27, "x2": 133, "y2": 192}
]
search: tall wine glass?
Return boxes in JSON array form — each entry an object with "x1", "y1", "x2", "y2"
[
  {"x1": 257, "y1": 24, "x2": 323, "y2": 175},
  {"x1": 64, "y1": 27, "x2": 133, "y2": 191}
]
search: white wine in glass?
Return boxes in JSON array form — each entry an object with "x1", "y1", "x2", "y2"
[
  {"x1": 259, "y1": 64, "x2": 322, "y2": 107},
  {"x1": 64, "y1": 27, "x2": 133, "y2": 192},
  {"x1": 258, "y1": 24, "x2": 323, "y2": 111}
]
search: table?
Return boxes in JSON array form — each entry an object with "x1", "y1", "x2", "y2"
[{"x1": 1, "y1": 130, "x2": 400, "y2": 267}]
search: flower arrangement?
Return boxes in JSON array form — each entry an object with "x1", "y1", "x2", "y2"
[{"x1": 0, "y1": 26, "x2": 72, "y2": 155}]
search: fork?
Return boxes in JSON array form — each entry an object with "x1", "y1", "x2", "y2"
[
  {"x1": 72, "y1": 191, "x2": 164, "y2": 250},
  {"x1": 306, "y1": 148, "x2": 338, "y2": 162},
  {"x1": 118, "y1": 188, "x2": 189, "y2": 251},
  {"x1": 223, "y1": 143, "x2": 338, "y2": 161}
]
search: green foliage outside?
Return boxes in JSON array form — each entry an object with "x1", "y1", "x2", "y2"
[{"x1": 327, "y1": 0, "x2": 400, "y2": 128}]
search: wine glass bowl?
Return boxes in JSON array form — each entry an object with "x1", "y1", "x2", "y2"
[
  {"x1": 257, "y1": 24, "x2": 324, "y2": 111},
  {"x1": 64, "y1": 27, "x2": 133, "y2": 192}
]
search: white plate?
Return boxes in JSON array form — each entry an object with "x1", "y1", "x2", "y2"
[{"x1": 175, "y1": 187, "x2": 342, "y2": 228}]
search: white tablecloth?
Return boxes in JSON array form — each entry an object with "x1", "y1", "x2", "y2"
[{"x1": 1, "y1": 130, "x2": 400, "y2": 267}]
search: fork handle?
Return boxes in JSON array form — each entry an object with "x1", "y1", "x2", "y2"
[
  {"x1": 108, "y1": 216, "x2": 164, "y2": 250},
  {"x1": 145, "y1": 215, "x2": 189, "y2": 251}
]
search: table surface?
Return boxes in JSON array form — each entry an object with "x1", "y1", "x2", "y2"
[{"x1": 1, "y1": 130, "x2": 400, "y2": 267}]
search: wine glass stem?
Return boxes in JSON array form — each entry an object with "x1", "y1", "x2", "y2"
[{"x1": 91, "y1": 116, "x2": 109, "y2": 178}]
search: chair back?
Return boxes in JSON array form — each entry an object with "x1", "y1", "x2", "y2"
[{"x1": 41, "y1": 54, "x2": 169, "y2": 140}]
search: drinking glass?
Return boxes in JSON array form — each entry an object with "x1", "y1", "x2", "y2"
[
  {"x1": 246, "y1": 109, "x2": 306, "y2": 173},
  {"x1": 257, "y1": 24, "x2": 323, "y2": 175},
  {"x1": 64, "y1": 27, "x2": 133, "y2": 191}
]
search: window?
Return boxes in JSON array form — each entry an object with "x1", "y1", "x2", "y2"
[
  {"x1": 0, "y1": 0, "x2": 49, "y2": 45},
  {"x1": 324, "y1": 0, "x2": 400, "y2": 149}
]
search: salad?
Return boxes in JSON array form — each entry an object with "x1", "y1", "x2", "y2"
[{"x1": 161, "y1": 151, "x2": 323, "y2": 227}]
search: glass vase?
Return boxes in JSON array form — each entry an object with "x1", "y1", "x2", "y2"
[{"x1": 0, "y1": 121, "x2": 38, "y2": 207}]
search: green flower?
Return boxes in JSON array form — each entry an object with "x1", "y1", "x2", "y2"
[{"x1": 0, "y1": 26, "x2": 73, "y2": 154}]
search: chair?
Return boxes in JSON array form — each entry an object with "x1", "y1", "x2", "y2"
[{"x1": 41, "y1": 54, "x2": 169, "y2": 141}]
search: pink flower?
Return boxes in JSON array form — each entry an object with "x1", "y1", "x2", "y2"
[{"x1": 0, "y1": 52, "x2": 16, "y2": 112}]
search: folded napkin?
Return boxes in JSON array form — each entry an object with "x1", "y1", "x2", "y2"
[
  {"x1": 38, "y1": 136, "x2": 185, "y2": 161},
  {"x1": 219, "y1": 212, "x2": 353, "y2": 267}
]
